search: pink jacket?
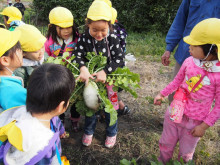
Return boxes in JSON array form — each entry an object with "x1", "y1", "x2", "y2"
[
  {"x1": 45, "y1": 36, "x2": 78, "y2": 57},
  {"x1": 161, "y1": 57, "x2": 220, "y2": 126}
]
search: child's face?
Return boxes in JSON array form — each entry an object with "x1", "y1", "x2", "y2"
[
  {"x1": 15, "y1": 0, "x2": 20, "y2": 3},
  {"x1": 24, "y1": 46, "x2": 45, "y2": 61},
  {"x1": 56, "y1": 26, "x2": 73, "y2": 40},
  {"x1": 88, "y1": 20, "x2": 109, "y2": 41},
  {"x1": 189, "y1": 45, "x2": 206, "y2": 59}
]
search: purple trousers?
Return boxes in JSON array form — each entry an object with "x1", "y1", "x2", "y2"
[{"x1": 159, "y1": 109, "x2": 202, "y2": 163}]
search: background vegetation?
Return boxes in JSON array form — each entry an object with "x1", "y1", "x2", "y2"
[{"x1": 31, "y1": 0, "x2": 182, "y2": 33}]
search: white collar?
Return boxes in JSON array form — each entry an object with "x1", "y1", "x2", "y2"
[
  {"x1": 22, "y1": 55, "x2": 44, "y2": 67},
  {"x1": 57, "y1": 36, "x2": 73, "y2": 45},
  {"x1": 193, "y1": 57, "x2": 220, "y2": 72}
]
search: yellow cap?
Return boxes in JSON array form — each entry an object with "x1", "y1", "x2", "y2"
[
  {"x1": 49, "y1": 7, "x2": 73, "y2": 28},
  {"x1": 15, "y1": 24, "x2": 46, "y2": 52},
  {"x1": 111, "y1": 7, "x2": 117, "y2": 24},
  {"x1": 184, "y1": 18, "x2": 220, "y2": 60},
  {"x1": 92, "y1": 0, "x2": 116, "y2": 24},
  {"x1": 0, "y1": 28, "x2": 21, "y2": 57},
  {"x1": 87, "y1": 1, "x2": 112, "y2": 22},
  {"x1": 95, "y1": 0, "x2": 112, "y2": 7},
  {"x1": 0, "y1": 6, "x2": 22, "y2": 24}
]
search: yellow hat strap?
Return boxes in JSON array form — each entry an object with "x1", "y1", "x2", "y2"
[{"x1": 202, "y1": 44, "x2": 214, "y2": 61}]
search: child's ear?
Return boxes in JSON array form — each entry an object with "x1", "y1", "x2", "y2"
[
  {"x1": 56, "y1": 101, "x2": 69, "y2": 115},
  {"x1": 0, "y1": 56, "x2": 10, "y2": 67}
]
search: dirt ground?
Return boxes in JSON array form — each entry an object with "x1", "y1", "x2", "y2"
[
  {"x1": 61, "y1": 56, "x2": 173, "y2": 164},
  {"x1": 61, "y1": 56, "x2": 220, "y2": 165}
]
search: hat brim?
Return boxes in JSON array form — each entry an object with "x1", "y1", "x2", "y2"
[
  {"x1": 56, "y1": 22, "x2": 73, "y2": 28},
  {"x1": 183, "y1": 36, "x2": 205, "y2": 45},
  {"x1": 87, "y1": 16, "x2": 111, "y2": 22},
  {"x1": 7, "y1": 17, "x2": 22, "y2": 24},
  {"x1": 0, "y1": 30, "x2": 21, "y2": 57}
]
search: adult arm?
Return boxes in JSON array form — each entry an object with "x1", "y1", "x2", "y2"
[{"x1": 162, "y1": 0, "x2": 190, "y2": 65}]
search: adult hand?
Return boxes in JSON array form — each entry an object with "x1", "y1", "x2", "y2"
[
  {"x1": 77, "y1": 66, "x2": 94, "y2": 85},
  {"x1": 154, "y1": 93, "x2": 165, "y2": 105},
  {"x1": 191, "y1": 122, "x2": 209, "y2": 137},
  {"x1": 161, "y1": 51, "x2": 171, "y2": 66},
  {"x1": 92, "y1": 70, "x2": 106, "y2": 84}
]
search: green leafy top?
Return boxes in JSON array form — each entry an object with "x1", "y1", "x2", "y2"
[{"x1": 45, "y1": 52, "x2": 140, "y2": 126}]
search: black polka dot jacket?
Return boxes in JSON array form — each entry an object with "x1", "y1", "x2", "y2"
[{"x1": 72, "y1": 31, "x2": 125, "y2": 74}]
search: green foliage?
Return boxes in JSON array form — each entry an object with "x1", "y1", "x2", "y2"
[
  {"x1": 32, "y1": 0, "x2": 181, "y2": 33},
  {"x1": 32, "y1": 0, "x2": 93, "y2": 27},
  {"x1": 46, "y1": 52, "x2": 140, "y2": 126},
  {"x1": 150, "y1": 155, "x2": 195, "y2": 165},
  {"x1": 111, "y1": 0, "x2": 182, "y2": 33},
  {"x1": 120, "y1": 158, "x2": 137, "y2": 165}
]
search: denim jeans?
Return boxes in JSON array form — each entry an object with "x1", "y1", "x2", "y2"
[{"x1": 84, "y1": 112, "x2": 117, "y2": 137}]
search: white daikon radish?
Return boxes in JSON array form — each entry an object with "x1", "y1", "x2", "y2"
[{"x1": 83, "y1": 81, "x2": 100, "y2": 110}]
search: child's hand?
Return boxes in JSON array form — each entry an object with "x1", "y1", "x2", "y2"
[
  {"x1": 191, "y1": 122, "x2": 210, "y2": 137},
  {"x1": 77, "y1": 66, "x2": 94, "y2": 84},
  {"x1": 92, "y1": 70, "x2": 106, "y2": 83},
  {"x1": 60, "y1": 131, "x2": 69, "y2": 139},
  {"x1": 154, "y1": 93, "x2": 164, "y2": 105}
]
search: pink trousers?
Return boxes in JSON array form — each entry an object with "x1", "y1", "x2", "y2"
[{"x1": 159, "y1": 109, "x2": 202, "y2": 164}]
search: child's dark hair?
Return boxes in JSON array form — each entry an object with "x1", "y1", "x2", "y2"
[
  {"x1": 3, "y1": 15, "x2": 9, "y2": 22},
  {"x1": 0, "y1": 24, "x2": 6, "y2": 29},
  {"x1": 200, "y1": 44, "x2": 218, "y2": 57},
  {"x1": 26, "y1": 63, "x2": 75, "y2": 114},
  {"x1": 46, "y1": 22, "x2": 79, "y2": 43},
  {"x1": 85, "y1": 18, "x2": 112, "y2": 33}
]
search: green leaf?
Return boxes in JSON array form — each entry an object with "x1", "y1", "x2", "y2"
[{"x1": 120, "y1": 159, "x2": 131, "y2": 165}]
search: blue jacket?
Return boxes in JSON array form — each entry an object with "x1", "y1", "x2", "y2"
[
  {"x1": 166, "y1": 0, "x2": 220, "y2": 65},
  {"x1": 0, "y1": 76, "x2": 26, "y2": 111}
]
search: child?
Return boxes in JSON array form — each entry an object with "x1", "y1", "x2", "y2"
[
  {"x1": 13, "y1": 24, "x2": 46, "y2": 87},
  {"x1": 7, "y1": 0, "x2": 13, "y2": 6},
  {"x1": 13, "y1": 0, "x2": 26, "y2": 16},
  {"x1": 154, "y1": 18, "x2": 220, "y2": 163},
  {"x1": 45, "y1": 6, "x2": 79, "y2": 57},
  {"x1": 72, "y1": 0, "x2": 125, "y2": 148},
  {"x1": 0, "y1": 28, "x2": 26, "y2": 112},
  {"x1": 45, "y1": 6, "x2": 80, "y2": 132},
  {"x1": 0, "y1": 63, "x2": 75, "y2": 164},
  {"x1": 0, "y1": 6, "x2": 24, "y2": 31},
  {"x1": 0, "y1": 28, "x2": 25, "y2": 147}
]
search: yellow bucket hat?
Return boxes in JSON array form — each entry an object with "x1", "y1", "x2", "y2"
[
  {"x1": 184, "y1": 18, "x2": 220, "y2": 60},
  {"x1": 0, "y1": 28, "x2": 21, "y2": 57},
  {"x1": 111, "y1": 7, "x2": 117, "y2": 24},
  {"x1": 49, "y1": 7, "x2": 73, "y2": 28},
  {"x1": 87, "y1": 0, "x2": 113, "y2": 22},
  {"x1": 92, "y1": 0, "x2": 117, "y2": 24},
  {"x1": 15, "y1": 24, "x2": 46, "y2": 52},
  {"x1": 0, "y1": 6, "x2": 22, "y2": 24},
  {"x1": 95, "y1": 0, "x2": 112, "y2": 7}
]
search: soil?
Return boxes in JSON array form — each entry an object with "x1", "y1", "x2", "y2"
[{"x1": 61, "y1": 56, "x2": 174, "y2": 165}]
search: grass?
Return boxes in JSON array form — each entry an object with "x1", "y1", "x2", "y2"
[{"x1": 126, "y1": 31, "x2": 176, "y2": 66}]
